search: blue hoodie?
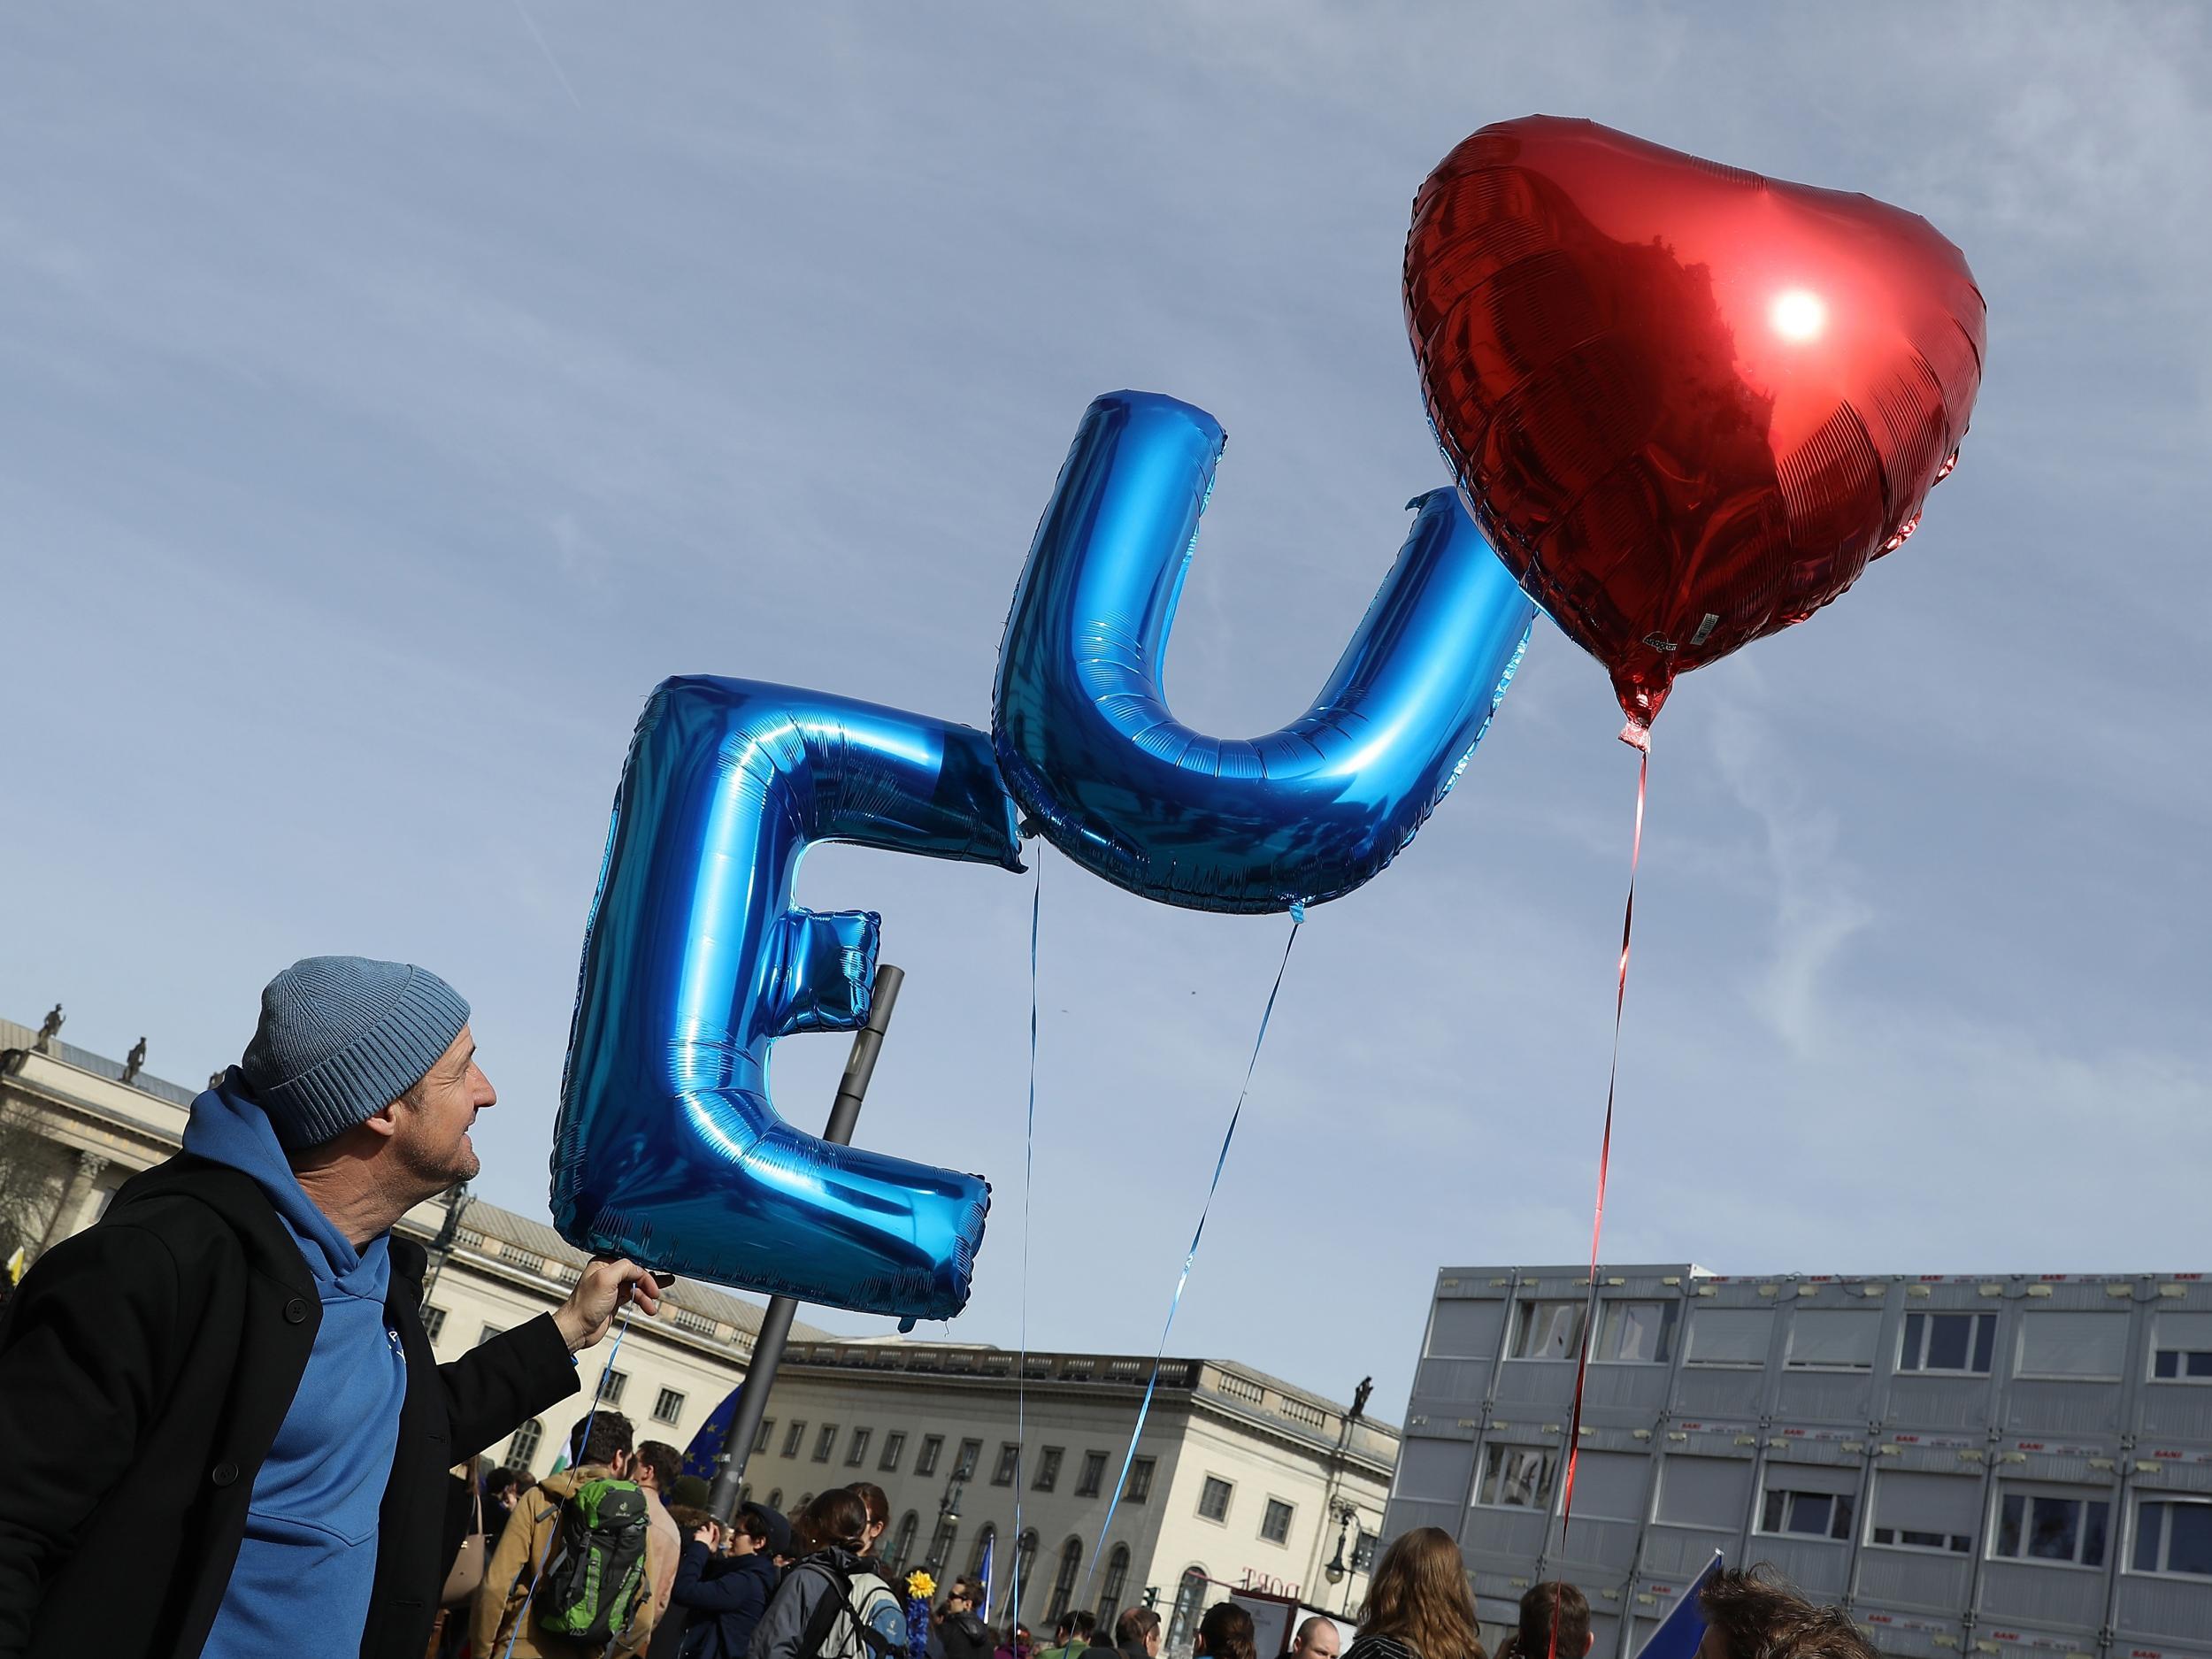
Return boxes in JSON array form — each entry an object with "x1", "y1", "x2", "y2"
[{"x1": 183, "y1": 1071, "x2": 411, "y2": 1657}]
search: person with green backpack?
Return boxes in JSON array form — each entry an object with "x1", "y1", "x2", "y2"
[{"x1": 473, "y1": 1410, "x2": 668, "y2": 1658}]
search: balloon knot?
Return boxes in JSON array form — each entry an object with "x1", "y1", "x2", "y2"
[{"x1": 1617, "y1": 719, "x2": 1651, "y2": 753}]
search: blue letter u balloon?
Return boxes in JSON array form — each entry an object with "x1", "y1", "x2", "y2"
[
  {"x1": 553, "y1": 676, "x2": 1022, "y2": 1320},
  {"x1": 994, "y1": 390, "x2": 1537, "y2": 913}
]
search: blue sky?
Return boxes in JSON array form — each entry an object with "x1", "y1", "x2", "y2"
[{"x1": 3, "y1": 4, "x2": 2206, "y2": 1419}]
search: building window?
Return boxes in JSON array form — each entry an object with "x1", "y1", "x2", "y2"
[
  {"x1": 1198, "y1": 1477, "x2": 1233, "y2": 1522},
  {"x1": 1872, "y1": 1524, "x2": 1971, "y2": 1554},
  {"x1": 887, "y1": 1511, "x2": 920, "y2": 1572},
  {"x1": 1077, "y1": 1451, "x2": 1107, "y2": 1498},
  {"x1": 1478, "y1": 1444, "x2": 1555, "y2": 1509},
  {"x1": 768, "y1": 1489, "x2": 783, "y2": 1510},
  {"x1": 598, "y1": 1368, "x2": 628, "y2": 1406},
  {"x1": 1034, "y1": 1447, "x2": 1064, "y2": 1492},
  {"x1": 927, "y1": 1516, "x2": 959, "y2": 1573},
  {"x1": 880, "y1": 1431, "x2": 907, "y2": 1472},
  {"x1": 968, "y1": 1524, "x2": 998, "y2": 1582},
  {"x1": 1260, "y1": 1500, "x2": 1294, "y2": 1545},
  {"x1": 1869, "y1": 1470, "x2": 1980, "y2": 1555},
  {"x1": 1047, "y1": 1536, "x2": 1083, "y2": 1622},
  {"x1": 813, "y1": 1424, "x2": 838, "y2": 1463},
  {"x1": 1994, "y1": 1490, "x2": 2110, "y2": 1568},
  {"x1": 847, "y1": 1427, "x2": 873, "y2": 1467},
  {"x1": 1509, "y1": 1300, "x2": 1585, "y2": 1361},
  {"x1": 916, "y1": 1435, "x2": 943, "y2": 1477},
  {"x1": 1786, "y1": 1310, "x2": 1879, "y2": 1371},
  {"x1": 994, "y1": 1442, "x2": 1020, "y2": 1486},
  {"x1": 1900, "y1": 1312, "x2": 1996, "y2": 1375},
  {"x1": 1098, "y1": 1543, "x2": 1130, "y2": 1625},
  {"x1": 654, "y1": 1387, "x2": 686, "y2": 1425},
  {"x1": 2151, "y1": 1313, "x2": 2212, "y2": 1381},
  {"x1": 1686, "y1": 1309, "x2": 1773, "y2": 1367},
  {"x1": 783, "y1": 1422, "x2": 806, "y2": 1459},
  {"x1": 1126, "y1": 1457, "x2": 1156, "y2": 1503},
  {"x1": 1009, "y1": 1530, "x2": 1040, "y2": 1619},
  {"x1": 2016, "y1": 1312, "x2": 2129, "y2": 1381},
  {"x1": 422, "y1": 1306, "x2": 448, "y2": 1341},
  {"x1": 507, "y1": 1417, "x2": 543, "y2": 1470},
  {"x1": 1760, "y1": 1487, "x2": 1854, "y2": 1541},
  {"x1": 756, "y1": 1419, "x2": 775, "y2": 1455},
  {"x1": 1166, "y1": 1567, "x2": 1208, "y2": 1655},
  {"x1": 956, "y1": 1439, "x2": 982, "y2": 1479},
  {"x1": 478, "y1": 1323, "x2": 503, "y2": 1348},
  {"x1": 2131, "y1": 1498, "x2": 2212, "y2": 1578},
  {"x1": 1596, "y1": 1302, "x2": 1675, "y2": 1364},
  {"x1": 797, "y1": 1492, "x2": 814, "y2": 1511}
]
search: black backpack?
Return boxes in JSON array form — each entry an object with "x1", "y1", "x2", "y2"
[{"x1": 535, "y1": 1476, "x2": 653, "y2": 1647}]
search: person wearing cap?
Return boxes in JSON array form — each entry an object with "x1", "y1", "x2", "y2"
[{"x1": 0, "y1": 956, "x2": 663, "y2": 1659}]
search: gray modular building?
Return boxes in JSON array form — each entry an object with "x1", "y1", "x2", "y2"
[{"x1": 1379, "y1": 1264, "x2": 2212, "y2": 1659}]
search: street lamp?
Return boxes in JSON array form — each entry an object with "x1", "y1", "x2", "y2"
[
  {"x1": 419, "y1": 1181, "x2": 471, "y2": 1312},
  {"x1": 926, "y1": 1468, "x2": 968, "y2": 1574},
  {"x1": 1323, "y1": 1500, "x2": 1362, "y2": 1614}
]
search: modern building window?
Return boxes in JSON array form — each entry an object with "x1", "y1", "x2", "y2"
[
  {"x1": 2016, "y1": 1312, "x2": 2129, "y2": 1381},
  {"x1": 887, "y1": 1511, "x2": 920, "y2": 1572},
  {"x1": 1509, "y1": 1300, "x2": 1584, "y2": 1361},
  {"x1": 597, "y1": 1368, "x2": 628, "y2": 1406},
  {"x1": 1563, "y1": 1451, "x2": 1647, "y2": 1523},
  {"x1": 1596, "y1": 1301, "x2": 1675, "y2": 1364},
  {"x1": 1076, "y1": 1451, "x2": 1108, "y2": 1498},
  {"x1": 916, "y1": 1435, "x2": 943, "y2": 1477},
  {"x1": 1126, "y1": 1457, "x2": 1156, "y2": 1502},
  {"x1": 2151, "y1": 1313, "x2": 2212, "y2": 1381},
  {"x1": 1760, "y1": 1486, "x2": 1854, "y2": 1541},
  {"x1": 756, "y1": 1419, "x2": 776, "y2": 1455},
  {"x1": 1868, "y1": 1470, "x2": 1980, "y2": 1555},
  {"x1": 1034, "y1": 1447, "x2": 1064, "y2": 1492},
  {"x1": 956, "y1": 1439, "x2": 983, "y2": 1479},
  {"x1": 1686, "y1": 1309, "x2": 1773, "y2": 1367},
  {"x1": 1899, "y1": 1311, "x2": 1997, "y2": 1375},
  {"x1": 1198, "y1": 1476, "x2": 1233, "y2": 1522},
  {"x1": 1994, "y1": 1489, "x2": 2110, "y2": 1567},
  {"x1": 847, "y1": 1427, "x2": 872, "y2": 1467},
  {"x1": 422, "y1": 1306, "x2": 448, "y2": 1341},
  {"x1": 1097, "y1": 1544, "x2": 1130, "y2": 1625},
  {"x1": 813, "y1": 1424, "x2": 838, "y2": 1463},
  {"x1": 1786, "y1": 1310, "x2": 1879, "y2": 1371},
  {"x1": 2131, "y1": 1497, "x2": 2212, "y2": 1578},
  {"x1": 1166, "y1": 1567, "x2": 1209, "y2": 1655},
  {"x1": 1655, "y1": 1455, "x2": 1753, "y2": 1531},
  {"x1": 1477, "y1": 1444, "x2": 1555, "y2": 1509},
  {"x1": 1260, "y1": 1500, "x2": 1294, "y2": 1544},
  {"x1": 783, "y1": 1422, "x2": 807, "y2": 1459},
  {"x1": 507, "y1": 1417, "x2": 543, "y2": 1470},
  {"x1": 1009, "y1": 1530, "x2": 1039, "y2": 1618},
  {"x1": 880, "y1": 1431, "x2": 907, "y2": 1472},
  {"x1": 968, "y1": 1524, "x2": 998, "y2": 1582},
  {"x1": 1047, "y1": 1537, "x2": 1083, "y2": 1622},
  {"x1": 994, "y1": 1442, "x2": 1020, "y2": 1486}
]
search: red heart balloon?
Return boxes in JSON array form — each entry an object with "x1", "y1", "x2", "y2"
[{"x1": 1405, "y1": 117, "x2": 1985, "y2": 741}]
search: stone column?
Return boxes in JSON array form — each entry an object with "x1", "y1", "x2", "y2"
[{"x1": 36, "y1": 1150, "x2": 109, "y2": 1256}]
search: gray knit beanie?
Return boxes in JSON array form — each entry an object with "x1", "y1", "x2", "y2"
[{"x1": 242, "y1": 956, "x2": 472, "y2": 1150}]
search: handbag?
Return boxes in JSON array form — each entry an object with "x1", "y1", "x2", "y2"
[{"x1": 440, "y1": 1477, "x2": 489, "y2": 1608}]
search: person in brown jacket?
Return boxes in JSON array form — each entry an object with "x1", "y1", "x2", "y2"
[{"x1": 472, "y1": 1411, "x2": 667, "y2": 1659}]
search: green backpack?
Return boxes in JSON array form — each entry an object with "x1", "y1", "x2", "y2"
[{"x1": 535, "y1": 1476, "x2": 651, "y2": 1646}]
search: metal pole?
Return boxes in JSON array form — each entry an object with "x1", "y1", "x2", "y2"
[{"x1": 707, "y1": 964, "x2": 904, "y2": 1524}]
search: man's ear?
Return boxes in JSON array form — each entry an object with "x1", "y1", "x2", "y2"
[{"x1": 360, "y1": 1102, "x2": 403, "y2": 1143}]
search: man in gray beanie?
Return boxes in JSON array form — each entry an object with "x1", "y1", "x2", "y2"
[{"x1": 0, "y1": 956, "x2": 663, "y2": 1659}]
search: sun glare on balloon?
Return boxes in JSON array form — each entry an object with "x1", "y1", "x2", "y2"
[{"x1": 1770, "y1": 288, "x2": 1827, "y2": 342}]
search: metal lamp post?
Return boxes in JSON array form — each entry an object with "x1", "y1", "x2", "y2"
[
  {"x1": 1324, "y1": 1499, "x2": 1361, "y2": 1615},
  {"x1": 419, "y1": 1181, "x2": 471, "y2": 1312},
  {"x1": 926, "y1": 1468, "x2": 968, "y2": 1575}
]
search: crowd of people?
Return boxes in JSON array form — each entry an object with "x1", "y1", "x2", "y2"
[{"x1": 0, "y1": 958, "x2": 1909, "y2": 1659}]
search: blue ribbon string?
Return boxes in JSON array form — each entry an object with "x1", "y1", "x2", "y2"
[
  {"x1": 501, "y1": 1302, "x2": 639, "y2": 1659},
  {"x1": 1008, "y1": 850, "x2": 1042, "y2": 1623},
  {"x1": 1083, "y1": 911, "x2": 1303, "y2": 1594}
]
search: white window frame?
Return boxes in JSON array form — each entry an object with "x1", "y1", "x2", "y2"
[
  {"x1": 1595, "y1": 1301, "x2": 1675, "y2": 1365},
  {"x1": 653, "y1": 1386, "x2": 686, "y2": 1425},
  {"x1": 1785, "y1": 1310, "x2": 1880, "y2": 1372},
  {"x1": 1476, "y1": 1442, "x2": 1555, "y2": 1510},
  {"x1": 597, "y1": 1367, "x2": 628, "y2": 1406},
  {"x1": 2015, "y1": 1312, "x2": 2129, "y2": 1383},
  {"x1": 1758, "y1": 1485, "x2": 1855, "y2": 1543},
  {"x1": 1991, "y1": 1484, "x2": 2112, "y2": 1571},
  {"x1": 1685, "y1": 1309, "x2": 1773, "y2": 1369},
  {"x1": 1898, "y1": 1310, "x2": 1997, "y2": 1376},
  {"x1": 1197, "y1": 1475, "x2": 1233, "y2": 1523},
  {"x1": 1509, "y1": 1300, "x2": 1586, "y2": 1362},
  {"x1": 2130, "y1": 1495, "x2": 2212, "y2": 1579}
]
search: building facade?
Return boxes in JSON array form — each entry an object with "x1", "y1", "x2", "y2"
[
  {"x1": 1381, "y1": 1263, "x2": 2212, "y2": 1659},
  {"x1": 1, "y1": 1016, "x2": 1394, "y2": 1647}
]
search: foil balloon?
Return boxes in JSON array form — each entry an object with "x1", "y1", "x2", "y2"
[
  {"x1": 554, "y1": 676, "x2": 1022, "y2": 1320},
  {"x1": 995, "y1": 390, "x2": 1536, "y2": 913},
  {"x1": 1405, "y1": 116, "x2": 1986, "y2": 741}
]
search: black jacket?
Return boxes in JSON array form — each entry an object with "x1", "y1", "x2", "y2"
[
  {"x1": 0, "y1": 1152, "x2": 580, "y2": 1659},
  {"x1": 670, "y1": 1541, "x2": 778, "y2": 1659},
  {"x1": 941, "y1": 1610, "x2": 994, "y2": 1659}
]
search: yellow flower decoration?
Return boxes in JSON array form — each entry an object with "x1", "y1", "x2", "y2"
[{"x1": 907, "y1": 1570, "x2": 938, "y2": 1601}]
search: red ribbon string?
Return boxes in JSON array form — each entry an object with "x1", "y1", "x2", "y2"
[{"x1": 1549, "y1": 743, "x2": 1647, "y2": 1659}]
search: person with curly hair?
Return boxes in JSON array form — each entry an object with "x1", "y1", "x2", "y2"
[
  {"x1": 1343, "y1": 1528, "x2": 1485, "y2": 1659},
  {"x1": 1696, "y1": 1567, "x2": 1875, "y2": 1659}
]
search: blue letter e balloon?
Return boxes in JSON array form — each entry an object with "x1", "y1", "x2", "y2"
[{"x1": 554, "y1": 678, "x2": 1021, "y2": 1321}]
